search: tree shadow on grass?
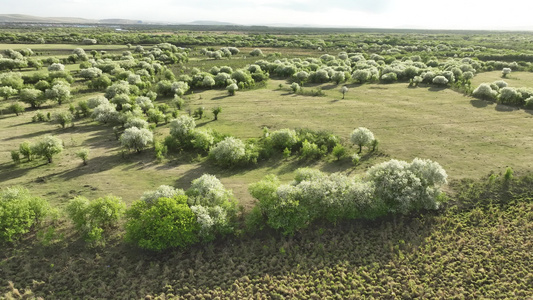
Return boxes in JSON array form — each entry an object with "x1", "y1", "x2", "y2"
[
  {"x1": 495, "y1": 104, "x2": 519, "y2": 112},
  {"x1": 0, "y1": 161, "x2": 48, "y2": 183},
  {"x1": 2, "y1": 128, "x2": 54, "y2": 141},
  {"x1": 470, "y1": 99, "x2": 491, "y2": 108},
  {"x1": 196, "y1": 119, "x2": 215, "y2": 128},
  {"x1": 54, "y1": 152, "x2": 127, "y2": 181},
  {"x1": 427, "y1": 86, "x2": 447, "y2": 92},
  {"x1": 211, "y1": 95, "x2": 231, "y2": 100}
]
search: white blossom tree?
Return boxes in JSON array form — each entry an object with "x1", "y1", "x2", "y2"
[
  {"x1": 350, "y1": 127, "x2": 375, "y2": 153},
  {"x1": 120, "y1": 127, "x2": 153, "y2": 153}
]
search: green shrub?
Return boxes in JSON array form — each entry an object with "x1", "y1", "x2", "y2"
[
  {"x1": 125, "y1": 196, "x2": 199, "y2": 250},
  {"x1": 0, "y1": 187, "x2": 50, "y2": 243},
  {"x1": 332, "y1": 144, "x2": 346, "y2": 160},
  {"x1": 269, "y1": 128, "x2": 299, "y2": 150},
  {"x1": 66, "y1": 196, "x2": 126, "y2": 243},
  {"x1": 299, "y1": 140, "x2": 325, "y2": 160},
  {"x1": 10, "y1": 150, "x2": 20, "y2": 164}
]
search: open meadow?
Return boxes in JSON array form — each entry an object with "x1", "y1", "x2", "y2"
[{"x1": 1, "y1": 27, "x2": 532, "y2": 298}]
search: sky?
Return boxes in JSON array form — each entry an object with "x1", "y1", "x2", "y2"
[{"x1": 3, "y1": 0, "x2": 533, "y2": 30}]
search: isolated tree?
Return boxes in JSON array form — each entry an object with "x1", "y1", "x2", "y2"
[
  {"x1": 290, "y1": 82, "x2": 300, "y2": 93},
  {"x1": 502, "y1": 67, "x2": 511, "y2": 78},
  {"x1": 8, "y1": 102, "x2": 25, "y2": 116},
  {"x1": 76, "y1": 148, "x2": 89, "y2": 165},
  {"x1": 53, "y1": 111, "x2": 74, "y2": 128},
  {"x1": 212, "y1": 106, "x2": 222, "y2": 120},
  {"x1": 226, "y1": 83, "x2": 238, "y2": 96},
  {"x1": 341, "y1": 86, "x2": 348, "y2": 99},
  {"x1": 350, "y1": 127, "x2": 375, "y2": 153},
  {"x1": 120, "y1": 127, "x2": 154, "y2": 153},
  {"x1": 35, "y1": 135, "x2": 63, "y2": 163},
  {"x1": 19, "y1": 88, "x2": 45, "y2": 108}
]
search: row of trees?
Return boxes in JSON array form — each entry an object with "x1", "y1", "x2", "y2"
[{"x1": 2, "y1": 157, "x2": 447, "y2": 250}]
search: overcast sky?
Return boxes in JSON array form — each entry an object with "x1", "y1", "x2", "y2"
[{"x1": 3, "y1": 0, "x2": 533, "y2": 30}]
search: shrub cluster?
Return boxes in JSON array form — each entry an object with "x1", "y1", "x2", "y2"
[
  {"x1": 249, "y1": 158, "x2": 447, "y2": 235},
  {"x1": 0, "y1": 187, "x2": 50, "y2": 243}
]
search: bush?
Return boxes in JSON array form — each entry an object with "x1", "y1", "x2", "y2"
[
  {"x1": 141, "y1": 185, "x2": 185, "y2": 204},
  {"x1": 53, "y1": 111, "x2": 73, "y2": 128},
  {"x1": 269, "y1": 128, "x2": 299, "y2": 150},
  {"x1": 0, "y1": 186, "x2": 50, "y2": 242},
  {"x1": 76, "y1": 148, "x2": 89, "y2": 165},
  {"x1": 169, "y1": 115, "x2": 196, "y2": 140},
  {"x1": 432, "y1": 75, "x2": 449, "y2": 86},
  {"x1": 209, "y1": 137, "x2": 246, "y2": 167},
  {"x1": 8, "y1": 102, "x2": 25, "y2": 116},
  {"x1": 499, "y1": 87, "x2": 522, "y2": 105},
  {"x1": 191, "y1": 129, "x2": 215, "y2": 152},
  {"x1": 299, "y1": 140, "x2": 324, "y2": 160},
  {"x1": 66, "y1": 196, "x2": 126, "y2": 244},
  {"x1": 125, "y1": 196, "x2": 199, "y2": 250},
  {"x1": 332, "y1": 144, "x2": 346, "y2": 160},
  {"x1": 367, "y1": 158, "x2": 447, "y2": 214},
  {"x1": 226, "y1": 83, "x2": 238, "y2": 95},
  {"x1": 472, "y1": 83, "x2": 498, "y2": 100}
]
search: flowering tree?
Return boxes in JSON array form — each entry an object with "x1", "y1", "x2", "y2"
[
  {"x1": 120, "y1": 127, "x2": 153, "y2": 153},
  {"x1": 502, "y1": 67, "x2": 511, "y2": 78},
  {"x1": 432, "y1": 75, "x2": 449, "y2": 86},
  {"x1": 48, "y1": 63, "x2": 65, "y2": 72},
  {"x1": 341, "y1": 86, "x2": 348, "y2": 99},
  {"x1": 169, "y1": 115, "x2": 196, "y2": 140},
  {"x1": 209, "y1": 137, "x2": 246, "y2": 167},
  {"x1": 367, "y1": 158, "x2": 447, "y2": 214},
  {"x1": 45, "y1": 82, "x2": 71, "y2": 105},
  {"x1": 350, "y1": 127, "x2": 375, "y2": 153},
  {"x1": 472, "y1": 83, "x2": 497, "y2": 100},
  {"x1": 141, "y1": 185, "x2": 185, "y2": 204},
  {"x1": 91, "y1": 103, "x2": 118, "y2": 124}
]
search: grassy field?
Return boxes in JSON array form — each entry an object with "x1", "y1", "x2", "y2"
[
  {"x1": 2, "y1": 73, "x2": 533, "y2": 208},
  {"x1": 471, "y1": 70, "x2": 533, "y2": 88}
]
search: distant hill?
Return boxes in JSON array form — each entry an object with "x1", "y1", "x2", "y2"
[
  {"x1": 0, "y1": 14, "x2": 142, "y2": 24},
  {"x1": 187, "y1": 20, "x2": 237, "y2": 26}
]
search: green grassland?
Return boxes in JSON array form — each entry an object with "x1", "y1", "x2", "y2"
[
  {"x1": 1, "y1": 39, "x2": 533, "y2": 298},
  {"x1": 2, "y1": 76, "x2": 533, "y2": 208}
]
